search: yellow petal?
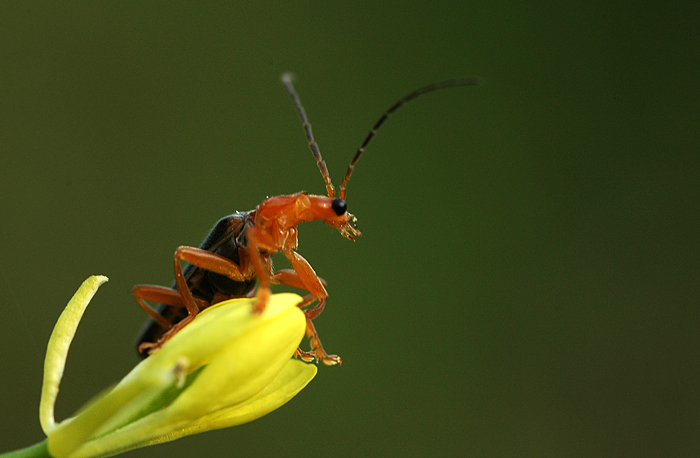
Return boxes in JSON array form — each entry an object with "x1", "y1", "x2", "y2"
[
  {"x1": 69, "y1": 360, "x2": 316, "y2": 457},
  {"x1": 179, "y1": 359, "x2": 316, "y2": 434},
  {"x1": 40, "y1": 275, "x2": 108, "y2": 435},
  {"x1": 170, "y1": 293, "x2": 306, "y2": 411},
  {"x1": 58, "y1": 293, "x2": 310, "y2": 458}
]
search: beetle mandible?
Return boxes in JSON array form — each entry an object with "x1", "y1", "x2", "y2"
[{"x1": 134, "y1": 74, "x2": 480, "y2": 365}]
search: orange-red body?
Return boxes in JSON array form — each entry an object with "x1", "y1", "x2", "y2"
[
  {"x1": 134, "y1": 74, "x2": 477, "y2": 365},
  {"x1": 135, "y1": 192, "x2": 358, "y2": 365}
]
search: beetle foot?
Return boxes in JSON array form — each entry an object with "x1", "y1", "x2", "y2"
[
  {"x1": 252, "y1": 287, "x2": 270, "y2": 314},
  {"x1": 294, "y1": 347, "x2": 342, "y2": 366}
]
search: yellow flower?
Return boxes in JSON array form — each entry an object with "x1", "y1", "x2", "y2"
[{"x1": 23, "y1": 276, "x2": 316, "y2": 458}]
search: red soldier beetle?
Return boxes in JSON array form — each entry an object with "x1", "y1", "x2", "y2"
[{"x1": 134, "y1": 74, "x2": 479, "y2": 365}]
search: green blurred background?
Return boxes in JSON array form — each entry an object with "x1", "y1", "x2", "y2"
[{"x1": 1, "y1": 2, "x2": 698, "y2": 457}]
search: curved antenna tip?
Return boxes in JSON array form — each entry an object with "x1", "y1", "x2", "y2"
[
  {"x1": 338, "y1": 75, "x2": 481, "y2": 199},
  {"x1": 280, "y1": 72, "x2": 296, "y2": 84}
]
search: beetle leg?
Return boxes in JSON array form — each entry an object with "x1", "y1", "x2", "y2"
[
  {"x1": 134, "y1": 285, "x2": 213, "y2": 356},
  {"x1": 283, "y1": 249, "x2": 327, "y2": 300},
  {"x1": 302, "y1": 300, "x2": 341, "y2": 366},
  {"x1": 271, "y1": 269, "x2": 328, "y2": 290},
  {"x1": 135, "y1": 246, "x2": 253, "y2": 353},
  {"x1": 132, "y1": 284, "x2": 209, "y2": 330},
  {"x1": 136, "y1": 247, "x2": 251, "y2": 356},
  {"x1": 282, "y1": 249, "x2": 341, "y2": 365},
  {"x1": 173, "y1": 245, "x2": 250, "y2": 316},
  {"x1": 137, "y1": 312, "x2": 201, "y2": 356},
  {"x1": 174, "y1": 246, "x2": 250, "y2": 281},
  {"x1": 271, "y1": 270, "x2": 330, "y2": 322},
  {"x1": 245, "y1": 226, "x2": 273, "y2": 314}
]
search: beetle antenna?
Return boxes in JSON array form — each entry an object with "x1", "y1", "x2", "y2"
[
  {"x1": 281, "y1": 73, "x2": 336, "y2": 198},
  {"x1": 338, "y1": 77, "x2": 481, "y2": 200}
]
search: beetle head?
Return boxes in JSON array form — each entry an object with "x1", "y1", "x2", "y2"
[{"x1": 323, "y1": 197, "x2": 361, "y2": 241}]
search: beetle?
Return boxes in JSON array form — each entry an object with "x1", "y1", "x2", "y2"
[{"x1": 134, "y1": 74, "x2": 480, "y2": 365}]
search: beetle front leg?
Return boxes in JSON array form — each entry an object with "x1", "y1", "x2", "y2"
[
  {"x1": 283, "y1": 249, "x2": 341, "y2": 366},
  {"x1": 271, "y1": 269, "x2": 327, "y2": 290},
  {"x1": 272, "y1": 270, "x2": 339, "y2": 362}
]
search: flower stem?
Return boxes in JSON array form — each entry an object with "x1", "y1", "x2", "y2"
[{"x1": 0, "y1": 441, "x2": 51, "y2": 458}]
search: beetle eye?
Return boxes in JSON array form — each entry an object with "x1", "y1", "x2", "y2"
[{"x1": 331, "y1": 198, "x2": 347, "y2": 216}]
